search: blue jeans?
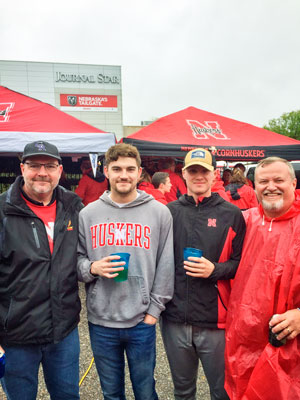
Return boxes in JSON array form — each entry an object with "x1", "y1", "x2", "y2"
[
  {"x1": 89, "y1": 321, "x2": 158, "y2": 400},
  {"x1": 1, "y1": 327, "x2": 80, "y2": 400}
]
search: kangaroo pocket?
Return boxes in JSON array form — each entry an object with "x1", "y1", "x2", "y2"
[{"x1": 87, "y1": 276, "x2": 149, "y2": 322}]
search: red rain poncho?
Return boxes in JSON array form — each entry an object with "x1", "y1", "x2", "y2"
[{"x1": 225, "y1": 192, "x2": 300, "y2": 400}]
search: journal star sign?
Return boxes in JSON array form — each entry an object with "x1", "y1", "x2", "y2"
[{"x1": 55, "y1": 72, "x2": 119, "y2": 84}]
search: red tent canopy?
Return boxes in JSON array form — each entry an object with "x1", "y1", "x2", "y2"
[
  {"x1": 0, "y1": 86, "x2": 116, "y2": 156},
  {"x1": 123, "y1": 106, "x2": 300, "y2": 161}
]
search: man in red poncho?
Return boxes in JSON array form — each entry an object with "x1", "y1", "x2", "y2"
[{"x1": 225, "y1": 157, "x2": 300, "y2": 400}]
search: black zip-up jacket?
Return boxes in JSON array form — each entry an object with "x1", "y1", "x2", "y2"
[
  {"x1": 162, "y1": 193, "x2": 246, "y2": 329},
  {"x1": 0, "y1": 176, "x2": 83, "y2": 345}
]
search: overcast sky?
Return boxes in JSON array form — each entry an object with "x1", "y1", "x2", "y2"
[{"x1": 1, "y1": 0, "x2": 300, "y2": 127}]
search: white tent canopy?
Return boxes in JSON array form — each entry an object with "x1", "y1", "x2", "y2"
[
  {"x1": 0, "y1": 131, "x2": 116, "y2": 158},
  {"x1": 0, "y1": 86, "x2": 116, "y2": 158}
]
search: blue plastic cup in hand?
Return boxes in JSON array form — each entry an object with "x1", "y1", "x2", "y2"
[
  {"x1": 183, "y1": 247, "x2": 203, "y2": 261},
  {"x1": 110, "y1": 253, "x2": 130, "y2": 282},
  {"x1": 0, "y1": 350, "x2": 5, "y2": 379}
]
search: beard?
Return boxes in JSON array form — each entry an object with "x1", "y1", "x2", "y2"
[
  {"x1": 114, "y1": 181, "x2": 136, "y2": 196},
  {"x1": 28, "y1": 177, "x2": 57, "y2": 196},
  {"x1": 261, "y1": 197, "x2": 284, "y2": 212}
]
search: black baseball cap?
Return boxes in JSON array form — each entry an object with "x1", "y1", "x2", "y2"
[{"x1": 22, "y1": 141, "x2": 61, "y2": 162}]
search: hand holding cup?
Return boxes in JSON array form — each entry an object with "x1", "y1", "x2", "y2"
[
  {"x1": 183, "y1": 247, "x2": 214, "y2": 278},
  {"x1": 110, "y1": 253, "x2": 130, "y2": 282},
  {"x1": 90, "y1": 255, "x2": 126, "y2": 279}
]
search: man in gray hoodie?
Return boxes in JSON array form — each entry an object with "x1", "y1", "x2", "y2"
[{"x1": 77, "y1": 143, "x2": 174, "y2": 400}]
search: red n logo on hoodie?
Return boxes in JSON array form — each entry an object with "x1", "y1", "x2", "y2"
[{"x1": 208, "y1": 218, "x2": 217, "y2": 227}]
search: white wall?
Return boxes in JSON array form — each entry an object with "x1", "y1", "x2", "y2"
[{"x1": 0, "y1": 60, "x2": 124, "y2": 140}]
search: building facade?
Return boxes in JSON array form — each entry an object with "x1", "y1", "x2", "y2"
[{"x1": 0, "y1": 60, "x2": 123, "y2": 140}]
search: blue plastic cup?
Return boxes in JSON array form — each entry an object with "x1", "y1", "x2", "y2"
[
  {"x1": 183, "y1": 247, "x2": 203, "y2": 261},
  {"x1": 0, "y1": 351, "x2": 5, "y2": 378},
  {"x1": 110, "y1": 252, "x2": 130, "y2": 282}
]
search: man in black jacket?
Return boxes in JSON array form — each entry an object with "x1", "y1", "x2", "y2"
[
  {"x1": 160, "y1": 148, "x2": 246, "y2": 400},
  {"x1": 0, "y1": 141, "x2": 83, "y2": 399}
]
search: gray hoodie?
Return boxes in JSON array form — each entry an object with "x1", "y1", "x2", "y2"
[{"x1": 77, "y1": 190, "x2": 174, "y2": 328}]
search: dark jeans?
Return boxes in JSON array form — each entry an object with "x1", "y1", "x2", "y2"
[
  {"x1": 89, "y1": 321, "x2": 158, "y2": 400},
  {"x1": 1, "y1": 327, "x2": 80, "y2": 400}
]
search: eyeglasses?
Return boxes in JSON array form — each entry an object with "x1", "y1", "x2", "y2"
[{"x1": 24, "y1": 162, "x2": 60, "y2": 172}]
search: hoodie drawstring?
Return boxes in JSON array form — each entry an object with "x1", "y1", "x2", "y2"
[
  {"x1": 268, "y1": 219, "x2": 274, "y2": 232},
  {"x1": 262, "y1": 215, "x2": 274, "y2": 232}
]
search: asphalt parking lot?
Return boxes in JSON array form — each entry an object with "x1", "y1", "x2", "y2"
[{"x1": 0, "y1": 283, "x2": 210, "y2": 399}]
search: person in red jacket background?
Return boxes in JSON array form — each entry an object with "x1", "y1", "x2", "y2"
[
  {"x1": 225, "y1": 157, "x2": 300, "y2": 400},
  {"x1": 75, "y1": 157, "x2": 108, "y2": 206},
  {"x1": 233, "y1": 163, "x2": 254, "y2": 188},
  {"x1": 151, "y1": 172, "x2": 172, "y2": 205},
  {"x1": 137, "y1": 168, "x2": 155, "y2": 193},
  {"x1": 138, "y1": 168, "x2": 167, "y2": 204},
  {"x1": 225, "y1": 168, "x2": 258, "y2": 210},
  {"x1": 159, "y1": 158, "x2": 187, "y2": 203},
  {"x1": 212, "y1": 169, "x2": 230, "y2": 201},
  {"x1": 222, "y1": 168, "x2": 232, "y2": 188}
]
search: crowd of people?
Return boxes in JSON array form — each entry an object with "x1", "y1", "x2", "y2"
[
  {"x1": 73, "y1": 150, "x2": 259, "y2": 213},
  {"x1": 0, "y1": 140, "x2": 299, "y2": 400},
  {"x1": 137, "y1": 157, "x2": 259, "y2": 213}
]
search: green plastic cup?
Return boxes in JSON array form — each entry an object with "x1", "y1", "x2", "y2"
[{"x1": 110, "y1": 252, "x2": 130, "y2": 282}]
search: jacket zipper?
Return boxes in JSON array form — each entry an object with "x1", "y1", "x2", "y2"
[
  {"x1": 215, "y1": 283, "x2": 228, "y2": 311},
  {"x1": 185, "y1": 273, "x2": 189, "y2": 323},
  {"x1": 185, "y1": 202, "x2": 198, "y2": 324},
  {"x1": 31, "y1": 221, "x2": 40, "y2": 249},
  {"x1": 4, "y1": 296, "x2": 13, "y2": 332}
]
